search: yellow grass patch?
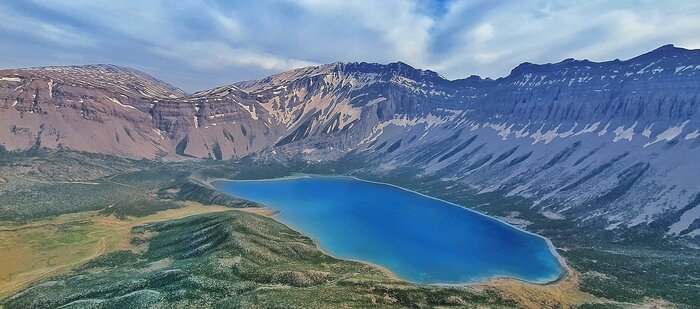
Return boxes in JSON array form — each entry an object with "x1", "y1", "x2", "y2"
[
  {"x1": 0, "y1": 202, "x2": 234, "y2": 300},
  {"x1": 476, "y1": 264, "x2": 599, "y2": 308}
]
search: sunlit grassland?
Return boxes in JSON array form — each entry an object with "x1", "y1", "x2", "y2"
[
  {"x1": 1, "y1": 150, "x2": 696, "y2": 308},
  {"x1": 2, "y1": 210, "x2": 521, "y2": 309},
  {"x1": 0, "y1": 202, "x2": 234, "y2": 300}
]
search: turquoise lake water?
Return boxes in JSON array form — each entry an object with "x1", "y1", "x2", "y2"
[{"x1": 214, "y1": 176, "x2": 563, "y2": 284}]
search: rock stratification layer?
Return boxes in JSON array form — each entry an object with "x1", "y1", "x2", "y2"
[
  {"x1": 2, "y1": 45, "x2": 700, "y2": 240},
  {"x1": 0, "y1": 64, "x2": 276, "y2": 159}
]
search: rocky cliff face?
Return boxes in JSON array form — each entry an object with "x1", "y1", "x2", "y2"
[
  {"x1": 236, "y1": 61, "x2": 465, "y2": 156},
  {"x1": 0, "y1": 65, "x2": 276, "y2": 159},
  {"x1": 237, "y1": 45, "x2": 700, "y2": 240},
  {"x1": 2, "y1": 45, "x2": 700, "y2": 240},
  {"x1": 149, "y1": 84, "x2": 280, "y2": 159}
]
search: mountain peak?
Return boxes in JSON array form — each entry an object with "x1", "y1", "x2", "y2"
[
  {"x1": 4, "y1": 64, "x2": 186, "y2": 99},
  {"x1": 633, "y1": 43, "x2": 687, "y2": 59},
  {"x1": 23, "y1": 64, "x2": 138, "y2": 75},
  {"x1": 653, "y1": 43, "x2": 677, "y2": 51}
]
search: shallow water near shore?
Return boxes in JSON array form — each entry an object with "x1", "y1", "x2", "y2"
[{"x1": 214, "y1": 175, "x2": 563, "y2": 285}]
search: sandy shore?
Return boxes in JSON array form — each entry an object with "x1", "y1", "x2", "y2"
[{"x1": 231, "y1": 207, "x2": 279, "y2": 217}]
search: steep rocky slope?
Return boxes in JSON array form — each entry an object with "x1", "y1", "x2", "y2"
[
  {"x1": 0, "y1": 65, "x2": 276, "y2": 159},
  {"x1": 238, "y1": 45, "x2": 700, "y2": 241},
  {"x1": 237, "y1": 61, "x2": 463, "y2": 154},
  {"x1": 1, "y1": 45, "x2": 699, "y2": 241}
]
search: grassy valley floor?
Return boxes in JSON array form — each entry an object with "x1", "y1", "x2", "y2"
[
  {"x1": 2, "y1": 209, "x2": 526, "y2": 308},
  {"x1": 0, "y1": 200, "x2": 617, "y2": 308},
  {"x1": 0, "y1": 203, "x2": 235, "y2": 300},
  {"x1": 0, "y1": 150, "x2": 696, "y2": 308}
]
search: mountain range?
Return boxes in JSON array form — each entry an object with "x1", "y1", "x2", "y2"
[{"x1": 1, "y1": 45, "x2": 699, "y2": 243}]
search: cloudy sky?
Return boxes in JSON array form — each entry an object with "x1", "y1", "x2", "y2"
[{"x1": 1, "y1": 0, "x2": 699, "y2": 92}]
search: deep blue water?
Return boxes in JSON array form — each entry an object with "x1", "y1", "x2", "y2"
[{"x1": 214, "y1": 176, "x2": 563, "y2": 284}]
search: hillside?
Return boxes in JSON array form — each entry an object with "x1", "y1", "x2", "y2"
[
  {"x1": 2, "y1": 45, "x2": 700, "y2": 244},
  {"x1": 0, "y1": 65, "x2": 276, "y2": 159},
  {"x1": 241, "y1": 45, "x2": 700, "y2": 244}
]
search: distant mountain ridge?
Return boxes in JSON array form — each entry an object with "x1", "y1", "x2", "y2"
[
  {"x1": 0, "y1": 64, "x2": 277, "y2": 159},
  {"x1": 2, "y1": 45, "x2": 700, "y2": 242}
]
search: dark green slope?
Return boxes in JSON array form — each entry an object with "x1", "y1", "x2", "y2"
[{"x1": 4, "y1": 211, "x2": 514, "y2": 309}]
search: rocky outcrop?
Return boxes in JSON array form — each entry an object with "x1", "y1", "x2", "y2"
[
  {"x1": 0, "y1": 65, "x2": 276, "y2": 159},
  {"x1": 2, "y1": 45, "x2": 700, "y2": 239},
  {"x1": 237, "y1": 45, "x2": 700, "y2": 240}
]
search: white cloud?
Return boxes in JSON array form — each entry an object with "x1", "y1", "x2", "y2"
[
  {"x1": 0, "y1": 6, "x2": 95, "y2": 48},
  {"x1": 291, "y1": 0, "x2": 433, "y2": 66},
  {"x1": 469, "y1": 23, "x2": 495, "y2": 44},
  {"x1": 206, "y1": 7, "x2": 245, "y2": 41},
  {"x1": 428, "y1": 1, "x2": 700, "y2": 79},
  {"x1": 1, "y1": 0, "x2": 699, "y2": 90},
  {"x1": 151, "y1": 42, "x2": 318, "y2": 71}
]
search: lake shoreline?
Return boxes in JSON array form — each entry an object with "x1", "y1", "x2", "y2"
[{"x1": 211, "y1": 174, "x2": 567, "y2": 287}]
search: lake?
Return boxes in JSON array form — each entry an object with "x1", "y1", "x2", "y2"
[{"x1": 214, "y1": 175, "x2": 563, "y2": 285}]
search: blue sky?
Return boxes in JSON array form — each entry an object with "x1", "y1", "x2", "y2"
[{"x1": 1, "y1": 0, "x2": 699, "y2": 92}]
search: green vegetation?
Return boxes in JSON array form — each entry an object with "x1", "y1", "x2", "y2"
[
  {"x1": 1, "y1": 149, "x2": 698, "y2": 308},
  {"x1": 0, "y1": 149, "x2": 250, "y2": 221},
  {"x1": 3, "y1": 211, "x2": 516, "y2": 308},
  {"x1": 564, "y1": 246, "x2": 700, "y2": 305},
  {"x1": 0, "y1": 202, "x2": 236, "y2": 300},
  {"x1": 290, "y1": 157, "x2": 700, "y2": 308}
]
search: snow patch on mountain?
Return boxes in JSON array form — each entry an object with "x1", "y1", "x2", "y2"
[
  {"x1": 668, "y1": 205, "x2": 700, "y2": 235},
  {"x1": 613, "y1": 123, "x2": 636, "y2": 142},
  {"x1": 0, "y1": 77, "x2": 22, "y2": 82},
  {"x1": 684, "y1": 130, "x2": 699, "y2": 140},
  {"x1": 645, "y1": 121, "x2": 689, "y2": 147},
  {"x1": 107, "y1": 97, "x2": 136, "y2": 110}
]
